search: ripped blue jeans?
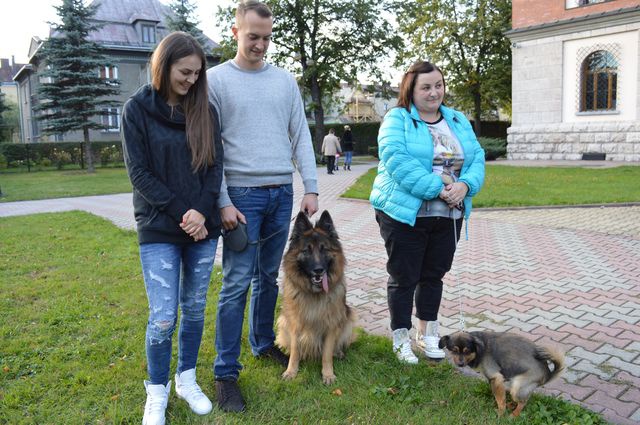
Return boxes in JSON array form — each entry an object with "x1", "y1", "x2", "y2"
[{"x1": 139, "y1": 239, "x2": 217, "y2": 385}]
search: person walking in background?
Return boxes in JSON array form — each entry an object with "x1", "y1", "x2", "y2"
[
  {"x1": 321, "y1": 128, "x2": 341, "y2": 175},
  {"x1": 341, "y1": 125, "x2": 354, "y2": 170},
  {"x1": 121, "y1": 32, "x2": 224, "y2": 424},
  {"x1": 370, "y1": 60, "x2": 485, "y2": 364},
  {"x1": 206, "y1": 0, "x2": 319, "y2": 413}
]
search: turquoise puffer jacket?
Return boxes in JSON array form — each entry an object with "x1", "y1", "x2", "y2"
[{"x1": 370, "y1": 104, "x2": 485, "y2": 226}]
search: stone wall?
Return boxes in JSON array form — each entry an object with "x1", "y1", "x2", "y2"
[{"x1": 507, "y1": 122, "x2": 640, "y2": 161}]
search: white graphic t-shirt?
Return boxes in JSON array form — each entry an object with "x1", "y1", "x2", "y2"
[{"x1": 417, "y1": 117, "x2": 465, "y2": 218}]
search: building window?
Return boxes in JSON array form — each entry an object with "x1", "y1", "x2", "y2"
[
  {"x1": 99, "y1": 65, "x2": 118, "y2": 80},
  {"x1": 580, "y1": 50, "x2": 618, "y2": 112},
  {"x1": 566, "y1": 0, "x2": 607, "y2": 8},
  {"x1": 101, "y1": 107, "x2": 120, "y2": 131},
  {"x1": 142, "y1": 25, "x2": 156, "y2": 44}
]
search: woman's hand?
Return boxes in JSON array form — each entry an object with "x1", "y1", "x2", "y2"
[
  {"x1": 191, "y1": 226, "x2": 208, "y2": 242},
  {"x1": 180, "y1": 209, "x2": 206, "y2": 238},
  {"x1": 439, "y1": 182, "x2": 468, "y2": 208}
]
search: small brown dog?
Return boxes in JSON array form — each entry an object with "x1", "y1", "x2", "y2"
[
  {"x1": 439, "y1": 331, "x2": 565, "y2": 417},
  {"x1": 276, "y1": 211, "x2": 357, "y2": 385}
]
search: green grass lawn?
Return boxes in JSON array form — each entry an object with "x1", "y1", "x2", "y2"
[
  {"x1": 0, "y1": 212, "x2": 605, "y2": 424},
  {"x1": 4, "y1": 162, "x2": 638, "y2": 207},
  {"x1": 343, "y1": 164, "x2": 640, "y2": 207},
  {"x1": 0, "y1": 168, "x2": 131, "y2": 202}
]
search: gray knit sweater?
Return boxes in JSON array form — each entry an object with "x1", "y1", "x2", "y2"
[{"x1": 207, "y1": 60, "x2": 318, "y2": 208}]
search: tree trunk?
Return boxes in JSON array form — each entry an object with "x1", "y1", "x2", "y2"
[
  {"x1": 309, "y1": 74, "x2": 324, "y2": 153},
  {"x1": 83, "y1": 126, "x2": 95, "y2": 173},
  {"x1": 473, "y1": 84, "x2": 482, "y2": 136}
]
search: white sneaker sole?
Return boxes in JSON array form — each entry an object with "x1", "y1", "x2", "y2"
[{"x1": 175, "y1": 388, "x2": 213, "y2": 415}]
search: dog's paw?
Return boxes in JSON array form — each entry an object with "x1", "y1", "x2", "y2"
[
  {"x1": 282, "y1": 369, "x2": 298, "y2": 381},
  {"x1": 322, "y1": 373, "x2": 337, "y2": 385}
]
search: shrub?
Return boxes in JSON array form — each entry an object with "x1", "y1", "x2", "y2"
[
  {"x1": 0, "y1": 143, "x2": 26, "y2": 163},
  {"x1": 368, "y1": 146, "x2": 379, "y2": 159},
  {"x1": 0, "y1": 153, "x2": 7, "y2": 169},
  {"x1": 478, "y1": 137, "x2": 507, "y2": 161},
  {"x1": 51, "y1": 148, "x2": 72, "y2": 170},
  {"x1": 99, "y1": 145, "x2": 121, "y2": 166}
]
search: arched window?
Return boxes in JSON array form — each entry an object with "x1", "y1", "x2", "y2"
[{"x1": 581, "y1": 50, "x2": 617, "y2": 111}]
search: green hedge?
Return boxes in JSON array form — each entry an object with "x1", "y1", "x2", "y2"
[
  {"x1": 0, "y1": 141, "x2": 124, "y2": 170},
  {"x1": 478, "y1": 137, "x2": 507, "y2": 161},
  {"x1": 309, "y1": 122, "x2": 380, "y2": 155}
]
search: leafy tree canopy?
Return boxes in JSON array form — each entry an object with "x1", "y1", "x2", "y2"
[
  {"x1": 0, "y1": 91, "x2": 8, "y2": 117},
  {"x1": 0, "y1": 97, "x2": 20, "y2": 142},
  {"x1": 394, "y1": 0, "x2": 512, "y2": 131}
]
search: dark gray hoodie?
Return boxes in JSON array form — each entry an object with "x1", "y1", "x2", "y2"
[{"x1": 121, "y1": 84, "x2": 223, "y2": 244}]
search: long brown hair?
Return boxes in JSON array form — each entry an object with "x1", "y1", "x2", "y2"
[
  {"x1": 397, "y1": 61, "x2": 446, "y2": 112},
  {"x1": 150, "y1": 31, "x2": 214, "y2": 172}
]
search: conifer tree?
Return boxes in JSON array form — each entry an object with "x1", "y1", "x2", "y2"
[
  {"x1": 36, "y1": 0, "x2": 120, "y2": 173},
  {"x1": 166, "y1": 0, "x2": 208, "y2": 47}
]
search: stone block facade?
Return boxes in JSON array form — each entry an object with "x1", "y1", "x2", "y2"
[
  {"x1": 507, "y1": 122, "x2": 640, "y2": 161},
  {"x1": 506, "y1": 2, "x2": 640, "y2": 162}
]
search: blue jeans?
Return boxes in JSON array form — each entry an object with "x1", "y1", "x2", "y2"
[
  {"x1": 344, "y1": 151, "x2": 353, "y2": 166},
  {"x1": 140, "y1": 239, "x2": 218, "y2": 385},
  {"x1": 214, "y1": 184, "x2": 293, "y2": 380}
]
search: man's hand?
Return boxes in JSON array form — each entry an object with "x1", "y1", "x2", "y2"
[
  {"x1": 220, "y1": 205, "x2": 246, "y2": 231},
  {"x1": 300, "y1": 193, "x2": 319, "y2": 217}
]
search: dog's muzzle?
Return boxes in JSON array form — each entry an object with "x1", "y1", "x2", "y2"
[{"x1": 311, "y1": 272, "x2": 329, "y2": 293}]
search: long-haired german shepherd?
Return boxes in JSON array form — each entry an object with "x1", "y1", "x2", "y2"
[
  {"x1": 439, "y1": 331, "x2": 565, "y2": 417},
  {"x1": 276, "y1": 211, "x2": 357, "y2": 385}
]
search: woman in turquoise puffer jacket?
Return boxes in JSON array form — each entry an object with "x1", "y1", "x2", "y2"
[{"x1": 370, "y1": 60, "x2": 485, "y2": 365}]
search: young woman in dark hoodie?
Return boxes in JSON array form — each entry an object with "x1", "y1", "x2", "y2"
[{"x1": 121, "y1": 32, "x2": 223, "y2": 424}]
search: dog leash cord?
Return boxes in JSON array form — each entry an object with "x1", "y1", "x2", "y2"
[{"x1": 452, "y1": 215, "x2": 466, "y2": 331}]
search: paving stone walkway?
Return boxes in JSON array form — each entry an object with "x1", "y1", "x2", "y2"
[{"x1": 1, "y1": 161, "x2": 639, "y2": 424}]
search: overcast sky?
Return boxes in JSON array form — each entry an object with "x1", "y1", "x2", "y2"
[{"x1": 0, "y1": 0, "x2": 234, "y2": 63}]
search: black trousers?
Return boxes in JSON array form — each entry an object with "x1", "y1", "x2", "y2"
[
  {"x1": 375, "y1": 209, "x2": 462, "y2": 330},
  {"x1": 325, "y1": 155, "x2": 335, "y2": 174}
]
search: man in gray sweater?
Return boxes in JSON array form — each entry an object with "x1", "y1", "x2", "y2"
[{"x1": 206, "y1": 0, "x2": 319, "y2": 413}]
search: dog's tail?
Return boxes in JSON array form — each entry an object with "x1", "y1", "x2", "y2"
[{"x1": 535, "y1": 345, "x2": 565, "y2": 383}]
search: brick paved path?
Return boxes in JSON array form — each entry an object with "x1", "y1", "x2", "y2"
[{"x1": 1, "y1": 162, "x2": 639, "y2": 424}]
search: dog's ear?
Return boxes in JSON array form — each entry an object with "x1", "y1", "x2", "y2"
[
  {"x1": 290, "y1": 211, "x2": 313, "y2": 241},
  {"x1": 471, "y1": 333, "x2": 485, "y2": 359},
  {"x1": 438, "y1": 335, "x2": 450, "y2": 349},
  {"x1": 316, "y1": 210, "x2": 339, "y2": 239}
]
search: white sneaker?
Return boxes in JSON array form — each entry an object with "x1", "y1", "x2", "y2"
[
  {"x1": 392, "y1": 328, "x2": 419, "y2": 364},
  {"x1": 175, "y1": 368, "x2": 212, "y2": 415},
  {"x1": 416, "y1": 321, "x2": 446, "y2": 359},
  {"x1": 143, "y1": 380, "x2": 170, "y2": 425}
]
